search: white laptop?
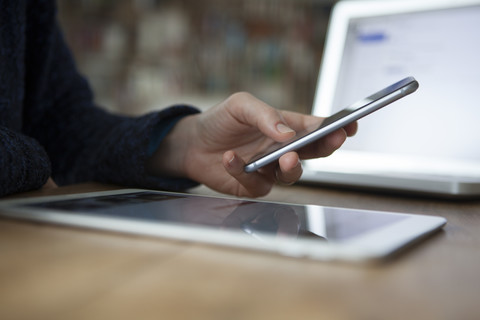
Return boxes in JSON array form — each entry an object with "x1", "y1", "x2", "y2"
[{"x1": 301, "y1": 0, "x2": 480, "y2": 198}]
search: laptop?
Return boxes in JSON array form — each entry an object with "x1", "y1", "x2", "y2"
[{"x1": 301, "y1": 0, "x2": 480, "y2": 198}]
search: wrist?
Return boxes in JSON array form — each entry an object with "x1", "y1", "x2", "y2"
[{"x1": 146, "y1": 114, "x2": 198, "y2": 179}]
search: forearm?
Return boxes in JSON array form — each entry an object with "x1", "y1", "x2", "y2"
[{"x1": 21, "y1": 8, "x2": 201, "y2": 189}]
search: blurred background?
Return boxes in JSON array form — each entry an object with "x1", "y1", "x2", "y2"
[{"x1": 57, "y1": 0, "x2": 337, "y2": 115}]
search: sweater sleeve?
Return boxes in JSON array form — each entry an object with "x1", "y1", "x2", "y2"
[
  {"x1": 0, "y1": 126, "x2": 51, "y2": 197},
  {"x1": 21, "y1": 1, "x2": 201, "y2": 192}
]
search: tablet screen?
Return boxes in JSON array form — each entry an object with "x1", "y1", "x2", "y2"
[
  {"x1": 22, "y1": 191, "x2": 408, "y2": 243},
  {"x1": 0, "y1": 189, "x2": 447, "y2": 261}
]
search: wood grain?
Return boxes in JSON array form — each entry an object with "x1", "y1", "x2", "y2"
[{"x1": 1, "y1": 183, "x2": 479, "y2": 320}]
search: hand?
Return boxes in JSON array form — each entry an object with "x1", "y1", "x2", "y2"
[{"x1": 148, "y1": 92, "x2": 357, "y2": 197}]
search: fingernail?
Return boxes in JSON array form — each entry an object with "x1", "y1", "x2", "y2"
[
  {"x1": 226, "y1": 152, "x2": 241, "y2": 170},
  {"x1": 225, "y1": 152, "x2": 244, "y2": 175},
  {"x1": 227, "y1": 153, "x2": 236, "y2": 166},
  {"x1": 295, "y1": 159, "x2": 302, "y2": 168},
  {"x1": 276, "y1": 123, "x2": 295, "y2": 134}
]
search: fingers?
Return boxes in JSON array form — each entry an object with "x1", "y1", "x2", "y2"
[
  {"x1": 223, "y1": 150, "x2": 273, "y2": 197},
  {"x1": 223, "y1": 150, "x2": 303, "y2": 197},
  {"x1": 225, "y1": 92, "x2": 296, "y2": 142},
  {"x1": 276, "y1": 152, "x2": 303, "y2": 185},
  {"x1": 284, "y1": 112, "x2": 356, "y2": 160},
  {"x1": 215, "y1": 93, "x2": 359, "y2": 198},
  {"x1": 344, "y1": 121, "x2": 358, "y2": 137},
  {"x1": 296, "y1": 127, "x2": 348, "y2": 160}
]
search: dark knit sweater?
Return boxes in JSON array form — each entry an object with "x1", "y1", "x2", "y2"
[{"x1": 0, "y1": 0, "x2": 199, "y2": 197}]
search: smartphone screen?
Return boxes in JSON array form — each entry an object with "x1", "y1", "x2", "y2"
[{"x1": 244, "y1": 77, "x2": 419, "y2": 173}]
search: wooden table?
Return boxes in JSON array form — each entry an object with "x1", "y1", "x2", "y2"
[{"x1": 1, "y1": 183, "x2": 479, "y2": 320}]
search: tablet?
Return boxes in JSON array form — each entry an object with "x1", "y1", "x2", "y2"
[{"x1": 0, "y1": 189, "x2": 446, "y2": 262}]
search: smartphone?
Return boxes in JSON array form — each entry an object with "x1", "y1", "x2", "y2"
[{"x1": 244, "y1": 76, "x2": 419, "y2": 173}]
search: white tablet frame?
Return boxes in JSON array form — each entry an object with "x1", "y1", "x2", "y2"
[{"x1": 0, "y1": 189, "x2": 446, "y2": 263}]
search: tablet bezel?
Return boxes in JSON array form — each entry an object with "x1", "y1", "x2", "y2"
[{"x1": 0, "y1": 189, "x2": 446, "y2": 262}]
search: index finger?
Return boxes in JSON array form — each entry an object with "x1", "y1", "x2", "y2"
[{"x1": 281, "y1": 110, "x2": 358, "y2": 137}]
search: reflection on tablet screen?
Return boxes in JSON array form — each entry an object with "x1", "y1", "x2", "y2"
[{"x1": 24, "y1": 192, "x2": 406, "y2": 243}]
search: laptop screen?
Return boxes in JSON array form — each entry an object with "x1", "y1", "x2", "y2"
[{"x1": 321, "y1": 3, "x2": 480, "y2": 162}]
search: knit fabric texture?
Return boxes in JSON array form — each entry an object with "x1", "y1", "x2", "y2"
[{"x1": 0, "y1": 0, "x2": 200, "y2": 197}]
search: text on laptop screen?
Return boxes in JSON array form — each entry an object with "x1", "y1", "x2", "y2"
[{"x1": 330, "y1": 5, "x2": 480, "y2": 162}]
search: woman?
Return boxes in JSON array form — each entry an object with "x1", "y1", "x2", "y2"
[{"x1": 0, "y1": 0, "x2": 356, "y2": 198}]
